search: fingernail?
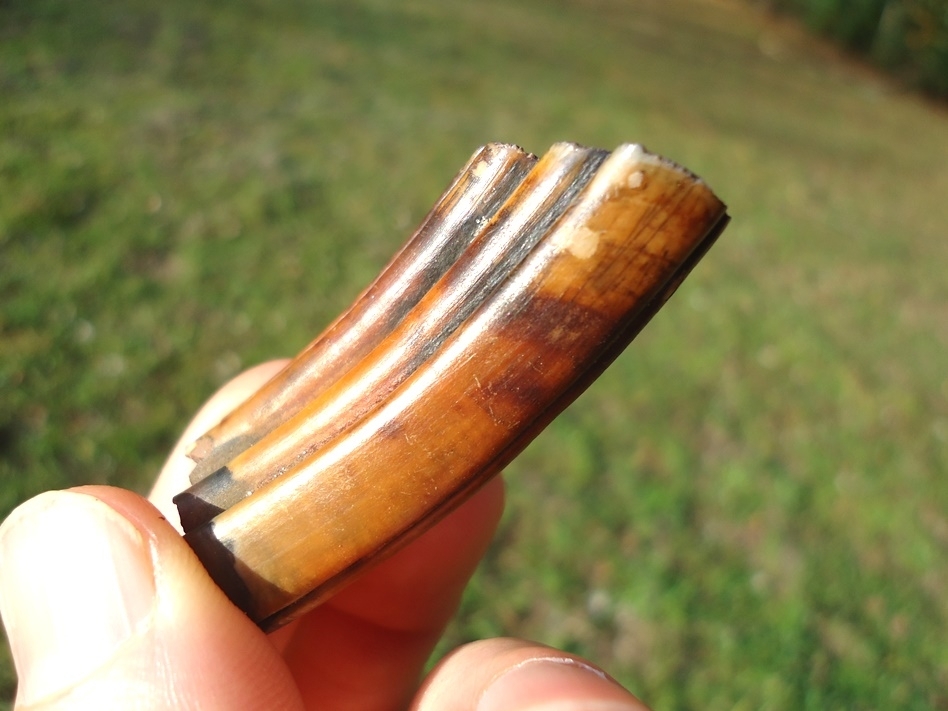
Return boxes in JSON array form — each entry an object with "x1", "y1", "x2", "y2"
[
  {"x1": 478, "y1": 657, "x2": 646, "y2": 711},
  {"x1": 0, "y1": 491, "x2": 156, "y2": 706}
]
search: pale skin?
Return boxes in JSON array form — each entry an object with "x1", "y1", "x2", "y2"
[{"x1": 0, "y1": 360, "x2": 650, "y2": 710}]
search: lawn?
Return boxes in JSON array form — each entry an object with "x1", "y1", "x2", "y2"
[{"x1": 2, "y1": 0, "x2": 947, "y2": 707}]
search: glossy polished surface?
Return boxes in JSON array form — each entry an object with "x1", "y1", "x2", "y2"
[{"x1": 176, "y1": 143, "x2": 729, "y2": 630}]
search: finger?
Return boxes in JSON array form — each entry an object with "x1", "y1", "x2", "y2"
[
  {"x1": 0, "y1": 485, "x2": 303, "y2": 710},
  {"x1": 413, "y1": 638, "x2": 650, "y2": 711},
  {"x1": 282, "y1": 476, "x2": 505, "y2": 710},
  {"x1": 148, "y1": 359, "x2": 290, "y2": 529}
]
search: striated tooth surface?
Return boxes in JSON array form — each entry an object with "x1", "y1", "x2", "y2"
[
  {"x1": 175, "y1": 142, "x2": 730, "y2": 630},
  {"x1": 176, "y1": 143, "x2": 607, "y2": 530},
  {"x1": 187, "y1": 142, "x2": 537, "y2": 481}
]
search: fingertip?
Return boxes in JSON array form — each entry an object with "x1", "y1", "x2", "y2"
[
  {"x1": 0, "y1": 490, "x2": 156, "y2": 707},
  {"x1": 416, "y1": 639, "x2": 649, "y2": 711},
  {"x1": 0, "y1": 486, "x2": 302, "y2": 710},
  {"x1": 477, "y1": 657, "x2": 648, "y2": 711}
]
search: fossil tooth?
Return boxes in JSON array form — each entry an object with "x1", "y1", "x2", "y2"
[{"x1": 174, "y1": 142, "x2": 729, "y2": 630}]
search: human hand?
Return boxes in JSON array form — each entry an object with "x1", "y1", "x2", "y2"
[{"x1": 0, "y1": 361, "x2": 649, "y2": 710}]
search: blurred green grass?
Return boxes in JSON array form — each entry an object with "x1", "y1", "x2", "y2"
[{"x1": 2, "y1": 0, "x2": 947, "y2": 707}]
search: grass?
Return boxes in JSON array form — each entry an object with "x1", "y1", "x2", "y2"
[{"x1": 2, "y1": 0, "x2": 947, "y2": 707}]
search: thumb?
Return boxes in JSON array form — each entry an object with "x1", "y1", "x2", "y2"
[{"x1": 0, "y1": 486, "x2": 302, "y2": 710}]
